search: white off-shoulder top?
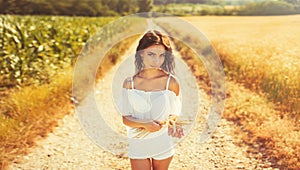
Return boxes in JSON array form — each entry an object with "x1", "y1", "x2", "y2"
[{"x1": 116, "y1": 73, "x2": 182, "y2": 158}]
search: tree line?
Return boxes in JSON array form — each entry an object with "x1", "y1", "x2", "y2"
[
  {"x1": 0, "y1": 0, "x2": 153, "y2": 16},
  {"x1": 154, "y1": 0, "x2": 300, "y2": 16},
  {"x1": 238, "y1": 0, "x2": 300, "y2": 15},
  {"x1": 0, "y1": 0, "x2": 299, "y2": 16},
  {"x1": 153, "y1": 0, "x2": 298, "y2": 6}
]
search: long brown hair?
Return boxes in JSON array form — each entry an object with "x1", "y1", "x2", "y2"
[{"x1": 135, "y1": 30, "x2": 175, "y2": 74}]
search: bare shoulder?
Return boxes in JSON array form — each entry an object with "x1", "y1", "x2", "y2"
[
  {"x1": 168, "y1": 75, "x2": 180, "y2": 96},
  {"x1": 122, "y1": 77, "x2": 132, "y2": 89}
]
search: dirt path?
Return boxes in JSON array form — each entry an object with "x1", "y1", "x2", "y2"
[{"x1": 8, "y1": 27, "x2": 275, "y2": 170}]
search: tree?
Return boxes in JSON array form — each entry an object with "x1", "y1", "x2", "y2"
[
  {"x1": 70, "y1": 0, "x2": 97, "y2": 16},
  {"x1": 0, "y1": 0, "x2": 141, "y2": 16},
  {"x1": 138, "y1": 0, "x2": 153, "y2": 12},
  {"x1": 30, "y1": 1, "x2": 57, "y2": 15},
  {"x1": 207, "y1": 0, "x2": 225, "y2": 6},
  {"x1": 0, "y1": 0, "x2": 9, "y2": 13},
  {"x1": 116, "y1": 0, "x2": 138, "y2": 15},
  {"x1": 0, "y1": 0, "x2": 28, "y2": 14},
  {"x1": 238, "y1": 1, "x2": 295, "y2": 15},
  {"x1": 281, "y1": 0, "x2": 300, "y2": 5}
]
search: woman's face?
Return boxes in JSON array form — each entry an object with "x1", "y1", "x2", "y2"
[{"x1": 140, "y1": 44, "x2": 166, "y2": 70}]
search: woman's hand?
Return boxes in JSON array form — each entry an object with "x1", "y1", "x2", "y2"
[
  {"x1": 143, "y1": 120, "x2": 162, "y2": 132},
  {"x1": 167, "y1": 114, "x2": 184, "y2": 138},
  {"x1": 168, "y1": 126, "x2": 184, "y2": 138}
]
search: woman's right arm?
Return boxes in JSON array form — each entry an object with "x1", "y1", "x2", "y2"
[{"x1": 122, "y1": 116, "x2": 162, "y2": 132}]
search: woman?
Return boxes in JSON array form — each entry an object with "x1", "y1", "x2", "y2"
[{"x1": 117, "y1": 30, "x2": 184, "y2": 170}]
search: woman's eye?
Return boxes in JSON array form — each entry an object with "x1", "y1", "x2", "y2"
[{"x1": 160, "y1": 54, "x2": 165, "y2": 58}]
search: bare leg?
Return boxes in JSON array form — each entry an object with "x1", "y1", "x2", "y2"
[
  {"x1": 152, "y1": 156, "x2": 173, "y2": 170},
  {"x1": 130, "y1": 158, "x2": 152, "y2": 170}
]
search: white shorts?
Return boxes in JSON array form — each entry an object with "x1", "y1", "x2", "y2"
[
  {"x1": 152, "y1": 148, "x2": 175, "y2": 160},
  {"x1": 127, "y1": 128, "x2": 175, "y2": 160},
  {"x1": 129, "y1": 148, "x2": 175, "y2": 160}
]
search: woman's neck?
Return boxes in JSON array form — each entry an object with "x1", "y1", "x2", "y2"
[{"x1": 137, "y1": 68, "x2": 165, "y2": 79}]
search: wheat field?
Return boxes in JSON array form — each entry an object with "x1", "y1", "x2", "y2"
[
  {"x1": 182, "y1": 15, "x2": 300, "y2": 169},
  {"x1": 184, "y1": 15, "x2": 300, "y2": 116}
]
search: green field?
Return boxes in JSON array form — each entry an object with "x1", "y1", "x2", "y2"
[
  {"x1": 0, "y1": 15, "x2": 142, "y2": 168},
  {"x1": 0, "y1": 15, "x2": 117, "y2": 87}
]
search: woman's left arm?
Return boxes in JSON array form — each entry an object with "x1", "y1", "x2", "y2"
[{"x1": 167, "y1": 76, "x2": 184, "y2": 138}]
